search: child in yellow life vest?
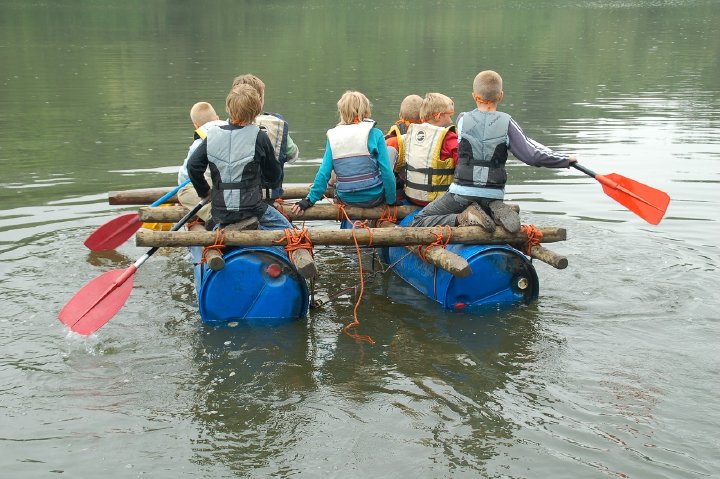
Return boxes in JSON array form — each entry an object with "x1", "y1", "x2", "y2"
[
  {"x1": 385, "y1": 94, "x2": 423, "y2": 166},
  {"x1": 401, "y1": 92, "x2": 459, "y2": 206},
  {"x1": 231, "y1": 74, "x2": 299, "y2": 199},
  {"x1": 291, "y1": 91, "x2": 396, "y2": 215},
  {"x1": 175, "y1": 101, "x2": 227, "y2": 226}
]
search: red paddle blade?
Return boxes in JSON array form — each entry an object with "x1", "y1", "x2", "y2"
[
  {"x1": 59, "y1": 268, "x2": 135, "y2": 335},
  {"x1": 84, "y1": 213, "x2": 142, "y2": 251},
  {"x1": 598, "y1": 173, "x2": 670, "y2": 225}
]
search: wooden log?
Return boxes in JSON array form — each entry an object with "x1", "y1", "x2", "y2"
[
  {"x1": 139, "y1": 202, "x2": 520, "y2": 223},
  {"x1": 288, "y1": 248, "x2": 317, "y2": 280},
  {"x1": 136, "y1": 226, "x2": 566, "y2": 248},
  {"x1": 110, "y1": 184, "x2": 335, "y2": 205},
  {"x1": 375, "y1": 222, "x2": 471, "y2": 278},
  {"x1": 110, "y1": 188, "x2": 180, "y2": 205},
  {"x1": 529, "y1": 245, "x2": 568, "y2": 270},
  {"x1": 188, "y1": 223, "x2": 225, "y2": 271},
  {"x1": 188, "y1": 217, "x2": 260, "y2": 271}
]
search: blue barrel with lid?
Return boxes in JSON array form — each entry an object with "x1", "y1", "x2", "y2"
[
  {"x1": 385, "y1": 213, "x2": 539, "y2": 310},
  {"x1": 191, "y1": 246, "x2": 309, "y2": 326}
]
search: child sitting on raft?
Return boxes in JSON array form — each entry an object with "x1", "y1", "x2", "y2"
[
  {"x1": 291, "y1": 90, "x2": 396, "y2": 215},
  {"x1": 187, "y1": 84, "x2": 292, "y2": 230},
  {"x1": 401, "y1": 92, "x2": 459, "y2": 207},
  {"x1": 411, "y1": 70, "x2": 577, "y2": 232}
]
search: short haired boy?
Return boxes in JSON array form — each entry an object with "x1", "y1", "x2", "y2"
[
  {"x1": 291, "y1": 90, "x2": 396, "y2": 215},
  {"x1": 411, "y1": 70, "x2": 577, "y2": 233},
  {"x1": 401, "y1": 92, "x2": 459, "y2": 206},
  {"x1": 231, "y1": 74, "x2": 299, "y2": 199},
  {"x1": 176, "y1": 102, "x2": 226, "y2": 223},
  {"x1": 186, "y1": 85, "x2": 292, "y2": 230},
  {"x1": 385, "y1": 94, "x2": 423, "y2": 155}
]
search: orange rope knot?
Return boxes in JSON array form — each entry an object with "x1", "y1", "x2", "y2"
[
  {"x1": 273, "y1": 226, "x2": 314, "y2": 262},
  {"x1": 375, "y1": 204, "x2": 398, "y2": 227},
  {"x1": 520, "y1": 224, "x2": 543, "y2": 256},
  {"x1": 272, "y1": 198, "x2": 293, "y2": 222},
  {"x1": 335, "y1": 202, "x2": 347, "y2": 222},
  {"x1": 186, "y1": 218, "x2": 205, "y2": 230},
  {"x1": 201, "y1": 228, "x2": 226, "y2": 264},
  {"x1": 417, "y1": 225, "x2": 453, "y2": 262}
]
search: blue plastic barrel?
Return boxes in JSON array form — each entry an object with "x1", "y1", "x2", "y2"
[
  {"x1": 384, "y1": 212, "x2": 539, "y2": 310},
  {"x1": 190, "y1": 246, "x2": 309, "y2": 326}
]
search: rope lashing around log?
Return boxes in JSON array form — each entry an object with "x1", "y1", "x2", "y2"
[
  {"x1": 520, "y1": 224, "x2": 543, "y2": 256},
  {"x1": 273, "y1": 226, "x2": 315, "y2": 262},
  {"x1": 201, "y1": 228, "x2": 226, "y2": 265},
  {"x1": 375, "y1": 205, "x2": 399, "y2": 227},
  {"x1": 416, "y1": 225, "x2": 453, "y2": 263}
]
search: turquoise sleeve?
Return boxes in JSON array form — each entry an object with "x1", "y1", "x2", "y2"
[
  {"x1": 307, "y1": 140, "x2": 334, "y2": 204},
  {"x1": 370, "y1": 128, "x2": 397, "y2": 204}
]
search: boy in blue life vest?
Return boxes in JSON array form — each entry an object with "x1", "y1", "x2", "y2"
[
  {"x1": 291, "y1": 90, "x2": 396, "y2": 215},
  {"x1": 176, "y1": 101, "x2": 227, "y2": 224},
  {"x1": 187, "y1": 84, "x2": 292, "y2": 230},
  {"x1": 401, "y1": 92, "x2": 459, "y2": 207},
  {"x1": 411, "y1": 70, "x2": 578, "y2": 233},
  {"x1": 231, "y1": 74, "x2": 299, "y2": 199}
]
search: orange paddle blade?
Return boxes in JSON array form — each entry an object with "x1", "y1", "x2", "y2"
[{"x1": 597, "y1": 173, "x2": 670, "y2": 225}]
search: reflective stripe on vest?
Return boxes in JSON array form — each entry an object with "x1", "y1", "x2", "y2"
[
  {"x1": 255, "y1": 113, "x2": 288, "y2": 164},
  {"x1": 206, "y1": 125, "x2": 262, "y2": 214},
  {"x1": 453, "y1": 110, "x2": 511, "y2": 192},
  {"x1": 327, "y1": 120, "x2": 383, "y2": 193},
  {"x1": 403, "y1": 123, "x2": 456, "y2": 203}
]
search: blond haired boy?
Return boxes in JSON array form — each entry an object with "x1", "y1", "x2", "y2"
[
  {"x1": 411, "y1": 70, "x2": 577, "y2": 232},
  {"x1": 232, "y1": 73, "x2": 299, "y2": 198},
  {"x1": 177, "y1": 101, "x2": 226, "y2": 222},
  {"x1": 186, "y1": 85, "x2": 292, "y2": 230},
  {"x1": 385, "y1": 94, "x2": 422, "y2": 173},
  {"x1": 400, "y1": 92, "x2": 459, "y2": 206},
  {"x1": 291, "y1": 90, "x2": 396, "y2": 214}
]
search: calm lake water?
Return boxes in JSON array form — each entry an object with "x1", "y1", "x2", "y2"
[{"x1": 1, "y1": 0, "x2": 719, "y2": 477}]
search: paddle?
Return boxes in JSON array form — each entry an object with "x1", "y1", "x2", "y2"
[
  {"x1": 572, "y1": 163, "x2": 670, "y2": 225},
  {"x1": 60, "y1": 198, "x2": 208, "y2": 336},
  {"x1": 84, "y1": 179, "x2": 191, "y2": 251}
]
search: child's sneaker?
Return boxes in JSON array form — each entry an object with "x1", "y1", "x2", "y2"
[
  {"x1": 457, "y1": 203, "x2": 496, "y2": 232},
  {"x1": 488, "y1": 200, "x2": 521, "y2": 233}
]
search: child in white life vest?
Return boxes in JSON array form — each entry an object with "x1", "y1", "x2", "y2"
[{"x1": 291, "y1": 90, "x2": 396, "y2": 215}]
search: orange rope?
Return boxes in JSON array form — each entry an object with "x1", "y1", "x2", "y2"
[
  {"x1": 336, "y1": 205, "x2": 375, "y2": 345},
  {"x1": 416, "y1": 225, "x2": 453, "y2": 262},
  {"x1": 272, "y1": 197, "x2": 293, "y2": 223},
  {"x1": 273, "y1": 226, "x2": 314, "y2": 262},
  {"x1": 375, "y1": 204, "x2": 398, "y2": 227},
  {"x1": 201, "y1": 228, "x2": 226, "y2": 264},
  {"x1": 186, "y1": 218, "x2": 204, "y2": 230},
  {"x1": 520, "y1": 224, "x2": 543, "y2": 255}
]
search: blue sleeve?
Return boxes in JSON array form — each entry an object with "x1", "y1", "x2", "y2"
[
  {"x1": 307, "y1": 140, "x2": 335, "y2": 204},
  {"x1": 369, "y1": 128, "x2": 396, "y2": 204}
]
